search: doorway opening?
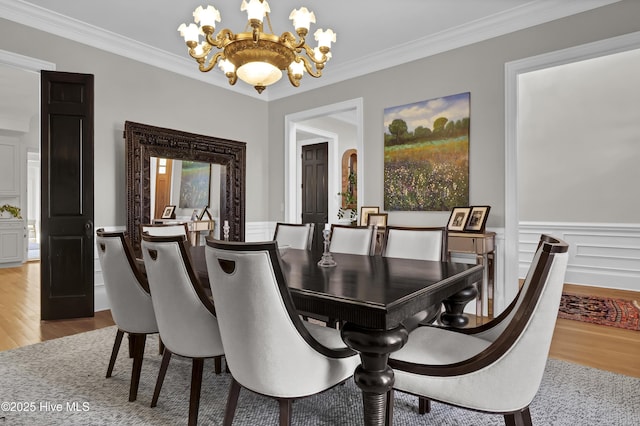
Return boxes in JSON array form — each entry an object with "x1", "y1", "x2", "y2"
[
  {"x1": 27, "y1": 150, "x2": 40, "y2": 261},
  {"x1": 285, "y1": 98, "x2": 364, "y2": 225}
]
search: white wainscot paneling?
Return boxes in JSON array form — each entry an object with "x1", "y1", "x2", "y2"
[
  {"x1": 519, "y1": 222, "x2": 640, "y2": 292},
  {"x1": 245, "y1": 221, "x2": 275, "y2": 242}
]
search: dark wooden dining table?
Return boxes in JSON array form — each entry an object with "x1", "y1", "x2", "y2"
[{"x1": 189, "y1": 245, "x2": 483, "y2": 426}]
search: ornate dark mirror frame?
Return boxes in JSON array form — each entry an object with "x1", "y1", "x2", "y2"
[{"x1": 125, "y1": 121, "x2": 246, "y2": 251}]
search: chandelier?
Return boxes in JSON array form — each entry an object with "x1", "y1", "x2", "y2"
[{"x1": 178, "y1": 0, "x2": 336, "y2": 94}]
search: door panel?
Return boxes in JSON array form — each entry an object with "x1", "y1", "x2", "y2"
[
  {"x1": 40, "y1": 71, "x2": 94, "y2": 320},
  {"x1": 301, "y1": 143, "x2": 328, "y2": 253}
]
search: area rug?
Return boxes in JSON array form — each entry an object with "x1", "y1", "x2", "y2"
[
  {"x1": 558, "y1": 293, "x2": 640, "y2": 331},
  {"x1": 1, "y1": 327, "x2": 639, "y2": 425}
]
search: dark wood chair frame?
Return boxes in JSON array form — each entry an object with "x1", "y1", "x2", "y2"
[
  {"x1": 141, "y1": 233, "x2": 224, "y2": 426},
  {"x1": 206, "y1": 240, "x2": 355, "y2": 426},
  {"x1": 387, "y1": 235, "x2": 569, "y2": 426},
  {"x1": 96, "y1": 228, "x2": 155, "y2": 402}
]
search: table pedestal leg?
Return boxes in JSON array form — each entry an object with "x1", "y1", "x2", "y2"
[
  {"x1": 341, "y1": 323, "x2": 408, "y2": 426},
  {"x1": 439, "y1": 285, "x2": 478, "y2": 328}
]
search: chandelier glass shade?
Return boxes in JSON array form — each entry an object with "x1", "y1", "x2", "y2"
[{"x1": 178, "y1": 0, "x2": 336, "y2": 94}]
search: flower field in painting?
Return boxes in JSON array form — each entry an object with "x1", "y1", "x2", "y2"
[
  {"x1": 384, "y1": 92, "x2": 470, "y2": 211},
  {"x1": 384, "y1": 137, "x2": 468, "y2": 211}
]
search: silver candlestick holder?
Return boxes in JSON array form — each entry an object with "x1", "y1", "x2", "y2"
[
  {"x1": 223, "y1": 222, "x2": 230, "y2": 241},
  {"x1": 317, "y1": 228, "x2": 336, "y2": 267}
]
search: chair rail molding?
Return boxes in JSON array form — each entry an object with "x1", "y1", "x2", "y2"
[{"x1": 519, "y1": 222, "x2": 640, "y2": 292}]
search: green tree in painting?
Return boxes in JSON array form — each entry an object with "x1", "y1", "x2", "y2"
[
  {"x1": 432, "y1": 117, "x2": 448, "y2": 136},
  {"x1": 388, "y1": 119, "x2": 408, "y2": 144},
  {"x1": 414, "y1": 126, "x2": 431, "y2": 138}
]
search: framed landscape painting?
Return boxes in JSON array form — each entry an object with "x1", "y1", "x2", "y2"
[
  {"x1": 383, "y1": 92, "x2": 470, "y2": 211},
  {"x1": 179, "y1": 161, "x2": 211, "y2": 209}
]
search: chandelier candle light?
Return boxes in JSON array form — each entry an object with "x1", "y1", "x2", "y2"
[{"x1": 178, "y1": 0, "x2": 336, "y2": 93}]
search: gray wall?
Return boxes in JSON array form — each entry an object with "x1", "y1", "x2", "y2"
[
  {"x1": 518, "y1": 47, "x2": 640, "y2": 223},
  {"x1": 0, "y1": 18, "x2": 268, "y2": 228},
  {"x1": 267, "y1": 0, "x2": 640, "y2": 228}
]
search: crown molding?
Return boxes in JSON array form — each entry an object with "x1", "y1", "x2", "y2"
[{"x1": 0, "y1": 0, "x2": 621, "y2": 101}]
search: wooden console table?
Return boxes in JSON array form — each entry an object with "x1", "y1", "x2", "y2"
[{"x1": 448, "y1": 231, "x2": 495, "y2": 322}]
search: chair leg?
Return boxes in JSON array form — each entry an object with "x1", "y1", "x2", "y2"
[
  {"x1": 504, "y1": 407, "x2": 533, "y2": 426},
  {"x1": 106, "y1": 329, "x2": 124, "y2": 378},
  {"x1": 214, "y1": 355, "x2": 222, "y2": 374},
  {"x1": 188, "y1": 358, "x2": 204, "y2": 426},
  {"x1": 385, "y1": 390, "x2": 394, "y2": 426},
  {"x1": 278, "y1": 398, "x2": 293, "y2": 426},
  {"x1": 151, "y1": 349, "x2": 172, "y2": 408},
  {"x1": 223, "y1": 378, "x2": 242, "y2": 426},
  {"x1": 128, "y1": 333, "x2": 147, "y2": 402},
  {"x1": 418, "y1": 397, "x2": 431, "y2": 414}
]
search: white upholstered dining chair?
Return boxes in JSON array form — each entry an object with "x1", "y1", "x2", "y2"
[
  {"x1": 329, "y1": 224, "x2": 376, "y2": 256},
  {"x1": 382, "y1": 226, "x2": 448, "y2": 329},
  {"x1": 96, "y1": 229, "x2": 158, "y2": 402},
  {"x1": 141, "y1": 234, "x2": 225, "y2": 426},
  {"x1": 204, "y1": 240, "x2": 360, "y2": 426},
  {"x1": 387, "y1": 234, "x2": 569, "y2": 425},
  {"x1": 273, "y1": 222, "x2": 314, "y2": 250},
  {"x1": 140, "y1": 222, "x2": 189, "y2": 238}
]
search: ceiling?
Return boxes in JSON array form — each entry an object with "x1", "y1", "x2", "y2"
[{"x1": 0, "y1": 0, "x2": 621, "y2": 103}]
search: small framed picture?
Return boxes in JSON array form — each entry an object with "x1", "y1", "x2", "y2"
[
  {"x1": 360, "y1": 206, "x2": 380, "y2": 226},
  {"x1": 198, "y1": 205, "x2": 212, "y2": 221},
  {"x1": 367, "y1": 213, "x2": 388, "y2": 228},
  {"x1": 161, "y1": 205, "x2": 176, "y2": 219},
  {"x1": 465, "y1": 206, "x2": 491, "y2": 232},
  {"x1": 447, "y1": 207, "x2": 471, "y2": 232}
]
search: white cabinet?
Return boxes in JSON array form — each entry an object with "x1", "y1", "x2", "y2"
[{"x1": 0, "y1": 219, "x2": 25, "y2": 265}]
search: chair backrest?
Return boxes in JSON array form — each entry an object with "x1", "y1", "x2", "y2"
[
  {"x1": 273, "y1": 222, "x2": 315, "y2": 250},
  {"x1": 329, "y1": 225, "x2": 376, "y2": 255},
  {"x1": 140, "y1": 223, "x2": 189, "y2": 238},
  {"x1": 205, "y1": 240, "x2": 356, "y2": 398},
  {"x1": 381, "y1": 226, "x2": 447, "y2": 261},
  {"x1": 141, "y1": 234, "x2": 223, "y2": 358},
  {"x1": 95, "y1": 229, "x2": 157, "y2": 334}
]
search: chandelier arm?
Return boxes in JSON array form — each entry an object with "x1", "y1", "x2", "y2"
[
  {"x1": 279, "y1": 31, "x2": 304, "y2": 50},
  {"x1": 208, "y1": 28, "x2": 236, "y2": 48},
  {"x1": 301, "y1": 44, "x2": 328, "y2": 65},
  {"x1": 297, "y1": 55, "x2": 323, "y2": 78},
  {"x1": 197, "y1": 51, "x2": 225, "y2": 73},
  {"x1": 286, "y1": 68, "x2": 301, "y2": 87}
]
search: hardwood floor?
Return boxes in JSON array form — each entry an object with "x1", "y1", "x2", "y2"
[
  {"x1": 1, "y1": 262, "x2": 638, "y2": 378},
  {"x1": 0, "y1": 262, "x2": 114, "y2": 352}
]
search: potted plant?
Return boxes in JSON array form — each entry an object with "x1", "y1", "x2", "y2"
[
  {"x1": 337, "y1": 170, "x2": 357, "y2": 224},
  {"x1": 0, "y1": 204, "x2": 22, "y2": 219}
]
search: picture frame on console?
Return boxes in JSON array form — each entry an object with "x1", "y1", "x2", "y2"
[
  {"x1": 367, "y1": 213, "x2": 388, "y2": 228},
  {"x1": 465, "y1": 206, "x2": 490, "y2": 232},
  {"x1": 360, "y1": 206, "x2": 379, "y2": 226},
  {"x1": 447, "y1": 207, "x2": 471, "y2": 232},
  {"x1": 161, "y1": 205, "x2": 176, "y2": 219}
]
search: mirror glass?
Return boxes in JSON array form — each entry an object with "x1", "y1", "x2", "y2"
[{"x1": 150, "y1": 157, "x2": 225, "y2": 239}]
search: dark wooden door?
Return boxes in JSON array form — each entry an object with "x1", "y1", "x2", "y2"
[
  {"x1": 154, "y1": 158, "x2": 173, "y2": 219},
  {"x1": 301, "y1": 143, "x2": 328, "y2": 253},
  {"x1": 40, "y1": 71, "x2": 95, "y2": 320}
]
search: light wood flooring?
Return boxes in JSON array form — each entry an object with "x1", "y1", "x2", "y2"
[{"x1": 1, "y1": 262, "x2": 639, "y2": 378}]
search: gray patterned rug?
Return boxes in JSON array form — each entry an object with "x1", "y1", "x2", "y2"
[{"x1": 1, "y1": 326, "x2": 638, "y2": 425}]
